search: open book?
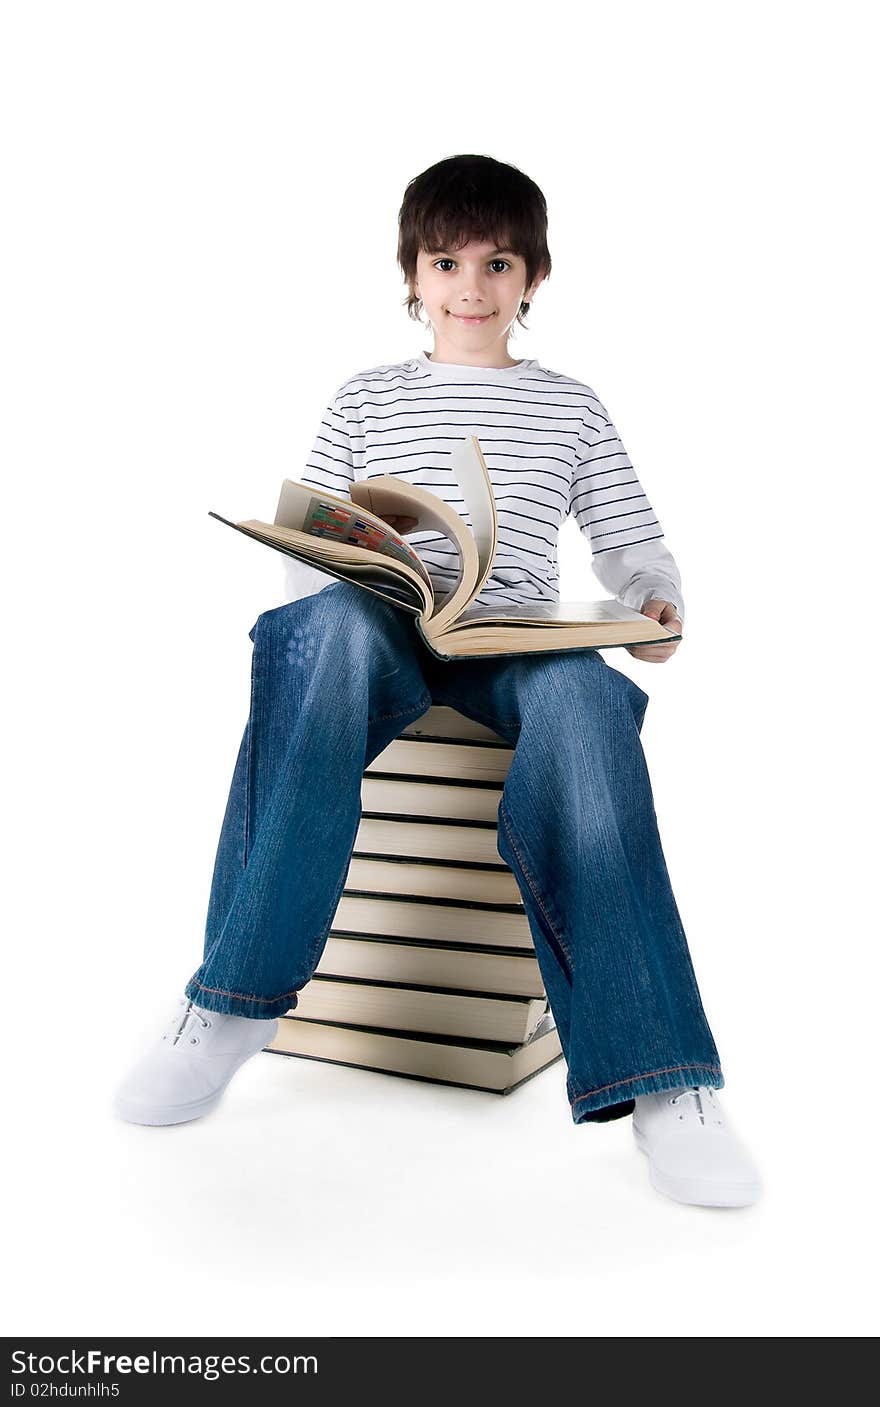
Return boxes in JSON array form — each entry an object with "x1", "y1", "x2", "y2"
[{"x1": 208, "y1": 435, "x2": 681, "y2": 660}]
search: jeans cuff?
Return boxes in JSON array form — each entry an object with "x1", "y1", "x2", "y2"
[
  {"x1": 569, "y1": 1062, "x2": 725, "y2": 1124},
  {"x1": 184, "y1": 978, "x2": 298, "y2": 1021}
]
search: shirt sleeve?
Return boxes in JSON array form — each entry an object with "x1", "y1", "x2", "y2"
[
  {"x1": 568, "y1": 393, "x2": 685, "y2": 625},
  {"x1": 279, "y1": 385, "x2": 357, "y2": 603}
]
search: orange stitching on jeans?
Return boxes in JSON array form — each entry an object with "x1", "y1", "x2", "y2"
[
  {"x1": 369, "y1": 693, "x2": 433, "y2": 725},
  {"x1": 190, "y1": 979, "x2": 299, "y2": 1003},
  {"x1": 570, "y1": 1063, "x2": 723, "y2": 1106}
]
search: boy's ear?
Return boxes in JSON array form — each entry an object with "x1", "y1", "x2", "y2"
[{"x1": 526, "y1": 268, "x2": 547, "y2": 302}]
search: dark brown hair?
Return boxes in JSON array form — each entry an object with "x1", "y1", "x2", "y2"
[{"x1": 397, "y1": 154, "x2": 552, "y2": 330}]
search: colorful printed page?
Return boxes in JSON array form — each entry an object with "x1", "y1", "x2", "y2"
[{"x1": 274, "y1": 481, "x2": 433, "y2": 589}]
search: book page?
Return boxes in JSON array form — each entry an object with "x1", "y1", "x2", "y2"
[
  {"x1": 449, "y1": 598, "x2": 668, "y2": 627},
  {"x1": 349, "y1": 478, "x2": 480, "y2": 627},
  {"x1": 274, "y1": 480, "x2": 432, "y2": 589},
  {"x1": 208, "y1": 511, "x2": 431, "y2": 612},
  {"x1": 449, "y1": 437, "x2": 497, "y2": 600}
]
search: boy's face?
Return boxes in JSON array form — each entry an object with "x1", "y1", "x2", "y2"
[{"x1": 413, "y1": 237, "x2": 544, "y2": 366}]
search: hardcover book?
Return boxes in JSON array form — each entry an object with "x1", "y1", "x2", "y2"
[
  {"x1": 209, "y1": 435, "x2": 680, "y2": 660},
  {"x1": 265, "y1": 1012, "x2": 563, "y2": 1095}
]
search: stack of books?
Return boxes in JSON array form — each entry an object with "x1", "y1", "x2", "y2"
[{"x1": 264, "y1": 705, "x2": 563, "y2": 1095}]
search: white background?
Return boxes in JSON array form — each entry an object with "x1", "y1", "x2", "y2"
[{"x1": 3, "y1": 0, "x2": 878, "y2": 1338}]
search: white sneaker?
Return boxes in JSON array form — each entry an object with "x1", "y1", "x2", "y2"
[
  {"x1": 632, "y1": 1086, "x2": 763, "y2": 1208},
  {"x1": 113, "y1": 995, "x2": 279, "y2": 1126}
]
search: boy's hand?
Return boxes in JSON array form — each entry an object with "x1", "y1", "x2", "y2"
[
  {"x1": 625, "y1": 598, "x2": 682, "y2": 663},
  {"x1": 378, "y1": 514, "x2": 419, "y2": 535}
]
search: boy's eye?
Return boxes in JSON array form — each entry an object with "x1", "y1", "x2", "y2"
[{"x1": 433, "y1": 258, "x2": 511, "y2": 274}]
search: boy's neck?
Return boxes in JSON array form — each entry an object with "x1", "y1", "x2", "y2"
[
  {"x1": 426, "y1": 336, "x2": 522, "y2": 370},
  {"x1": 426, "y1": 353, "x2": 524, "y2": 370}
]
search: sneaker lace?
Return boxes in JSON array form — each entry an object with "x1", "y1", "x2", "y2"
[
  {"x1": 162, "y1": 998, "x2": 212, "y2": 1048},
  {"x1": 668, "y1": 1086, "x2": 724, "y2": 1127}
]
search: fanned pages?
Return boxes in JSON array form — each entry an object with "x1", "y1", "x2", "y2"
[{"x1": 209, "y1": 434, "x2": 681, "y2": 660}]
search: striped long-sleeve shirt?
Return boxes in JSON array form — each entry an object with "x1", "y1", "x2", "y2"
[{"x1": 280, "y1": 350, "x2": 685, "y2": 623}]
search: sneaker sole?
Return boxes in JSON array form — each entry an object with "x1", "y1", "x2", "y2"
[
  {"x1": 633, "y1": 1125, "x2": 762, "y2": 1208},
  {"x1": 113, "y1": 1087, "x2": 226, "y2": 1126}
]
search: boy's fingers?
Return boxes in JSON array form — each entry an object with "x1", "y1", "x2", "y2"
[{"x1": 627, "y1": 640, "x2": 679, "y2": 661}]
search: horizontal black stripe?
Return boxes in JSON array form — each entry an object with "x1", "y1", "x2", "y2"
[
  {"x1": 585, "y1": 507, "x2": 658, "y2": 527},
  {"x1": 303, "y1": 462, "x2": 352, "y2": 483},
  {"x1": 570, "y1": 486, "x2": 645, "y2": 511},
  {"x1": 592, "y1": 532, "x2": 664, "y2": 553},
  {"x1": 499, "y1": 520, "x2": 556, "y2": 549},
  {"x1": 356, "y1": 407, "x2": 592, "y2": 428},
  {"x1": 497, "y1": 505, "x2": 560, "y2": 530}
]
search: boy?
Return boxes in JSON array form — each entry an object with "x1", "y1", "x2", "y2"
[{"x1": 114, "y1": 155, "x2": 761, "y2": 1210}]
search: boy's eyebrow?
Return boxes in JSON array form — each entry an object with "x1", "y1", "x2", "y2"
[{"x1": 427, "y1": 247, "x2": 517, "y2": 256}]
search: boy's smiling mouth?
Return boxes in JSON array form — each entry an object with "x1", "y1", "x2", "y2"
[{"x1": 447, "y1": 311, "x2": 495, "y2": 324}]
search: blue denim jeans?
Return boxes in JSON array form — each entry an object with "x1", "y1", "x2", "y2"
[{"x1": 184, "y1": 581, "x2": 723, "y2": 1123}]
